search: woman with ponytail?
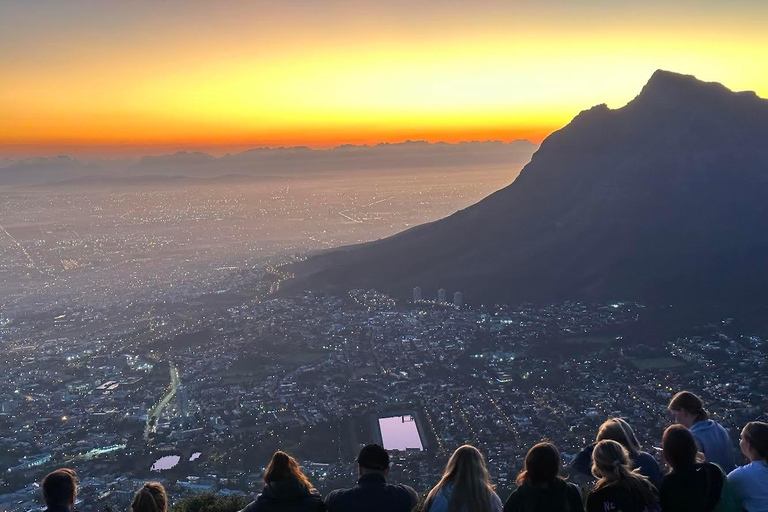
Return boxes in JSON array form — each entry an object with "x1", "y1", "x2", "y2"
[
  {"x1": 131, "y1": 483, "x2": 167, "y2": 512},
  {"x1": 668, "y1": 391, "x2": 735, "y2": 472},
  {"x1": 239, "y1": 451, "x2": 324, "y2": 512},
  {"x1": 423, "y1": 445, "x2": 503, "y2": 512},
  {"x1": 586, "y1": 440, "x2": 660, "y2": 512},
  {"x1": 728, "y1": 421, "x2": 768, "y2": 511},
  {"x1": 572, "y1": 418, "x2": 662, "y2": 485}
]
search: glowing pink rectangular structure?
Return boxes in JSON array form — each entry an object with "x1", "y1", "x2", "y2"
[{"x1": 378, "y1": 415, "x2": 423, "y2": 451}]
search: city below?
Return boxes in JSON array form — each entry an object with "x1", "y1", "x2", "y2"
[{"x1": 1, "y1": 275, "x2": 765, "y2": 511}]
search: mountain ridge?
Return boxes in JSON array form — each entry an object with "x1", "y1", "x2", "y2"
[{"x1": 284, "y1": 70, "x2": 768, "y2": 308}]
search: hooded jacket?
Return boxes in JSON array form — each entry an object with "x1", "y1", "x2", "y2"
[{"x1": 690, "y1": 420, "x2": 736, "y2": 473}]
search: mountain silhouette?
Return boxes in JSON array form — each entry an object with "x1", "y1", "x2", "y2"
[{"x1": 285, "y1": 70, "x2": 768, "y2": 306}]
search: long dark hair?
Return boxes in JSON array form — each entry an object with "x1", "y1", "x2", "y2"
[
  {"x1": 264, "y1": 451, "x2": 314, "y2": 491},
  {"x1": 592, "y1": 440, "x2": 658, "y2": 506},
  {"x1": 131, "y1": 482, "x2": 167, "y2": 512},
  {"x1": 516, "y1": 442, "x2": 562, "y2": 487},
  {"x1": 426, "y1": 445, "x2": 496, "y2": 512}
]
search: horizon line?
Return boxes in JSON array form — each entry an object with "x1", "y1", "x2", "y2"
[{"x1": 0, "y1": 137, "x2": 540, "y2": 160}]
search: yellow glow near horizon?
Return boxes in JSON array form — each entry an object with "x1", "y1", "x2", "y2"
[{"x1": 1, "y1": 2, "x2": 767, "y2": 155}]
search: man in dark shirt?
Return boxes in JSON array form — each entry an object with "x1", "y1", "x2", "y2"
[
  {"x1": 42, "y1": 468, "x2": 78, "y2": 512},
  {"x1": 325, "y1": 444, "x2": 418, "y2": 512}
]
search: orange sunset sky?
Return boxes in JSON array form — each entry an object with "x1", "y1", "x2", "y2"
[{"x1": 1, "y1": 0, "x2": 767, "y2": 157}]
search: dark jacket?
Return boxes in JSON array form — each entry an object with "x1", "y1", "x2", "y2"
[
  {"x1": 241, "y1": 479, "x2": 325, "y2": 512},
  {"x1": 44, "y1": 506, "x2": 75, "y2": 512},
  {"x1": 660, "y1": 462, "x2": 739, "y2": 512},
  {"x1": 573, "y1": 443, "x2": 663, "y2": 486},
  {"x1": 324, "y1": 473, "x2": 418, "y2": 512},
  {"x1": 503, "y1": 478, "x2": 583, "y2": 512},
  {"x1": 586, "y1": 483, "x2": 661, "y2": 512}
]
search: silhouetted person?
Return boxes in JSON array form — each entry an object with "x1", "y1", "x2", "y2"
[
  {"x1": 42, "y1": 468, "x2": 78, "y2": 512},
  {"x1": 668, "y1": 391, "x2": 735, "y2": 472},
  {"x1": 424, "y1": 444, "x2": 502, "y2": 512},
  {"x1": 131, "y1": 482, "x2": 167, "y2": 512},
  {"x1": 240, "y1": 451, "x2": 324, "y2": 512},
  {"x1": 573, "y1": 417, "x2": 663, "y2": 486},
  {"x1": 728, "y1": 421, "x2": 768, "y2": 512},
  {"x1": 324, "y1": 444, "x2": 417, "y2": 512},
  {"x1": 659, "y1": 424, "x2": 741, "y2": 512},
  {"x1": 504, "y1": 442, "x2": 582, "y2": 512},
  {"x1": 586, "y1": 440, "x2": 660, "y2": 512}
]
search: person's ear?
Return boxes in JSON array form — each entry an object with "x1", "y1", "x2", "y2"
[{"x1": 384, "y1": 467, "x2": 390, "y2": 478}]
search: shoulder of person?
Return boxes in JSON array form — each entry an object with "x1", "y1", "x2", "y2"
[
  {"x1": 584, "y1": 489, "x2": 604, "y2": 512},
  {"x1": 324, "y1": 487, "x2": 347, "y2": 504},
  {"x1": 565, "y1": 480, "x2": 582, "y2": 495},
  {"x1": 239, "y1": 499, "x2": 258, "y2": 512},
  {"x1": 307, "y1": 489, "x2": 325, "y2": 501},
  {"x1": 395, "y1": 483, "x2": 418, "y2": 496}
]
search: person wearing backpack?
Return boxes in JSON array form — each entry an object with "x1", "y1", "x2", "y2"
[
  {"x1": 503, "y1": 442, "x2": 583, "y2": 512},
  {"x1": 659, "y1": 424, "x2": 741, "y2": 512}
]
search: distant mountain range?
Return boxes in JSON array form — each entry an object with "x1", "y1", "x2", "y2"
[
  {"x1": 285, "y1": 70, "x2": 768, "y2": 307},
  {"x1": 0, "y1": 140, "x2": 537, "y2": 186},
  {"x1": 31, "y1": 173, "x2": 285, "y2": 189}
]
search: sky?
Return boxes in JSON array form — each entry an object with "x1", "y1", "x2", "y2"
[{"x1": 1, "y1": 0, "x2": 767, "y2": 157}]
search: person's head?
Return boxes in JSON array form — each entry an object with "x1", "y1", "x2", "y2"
[
  {"x1": 596, "y1": 418, "x2": 642, "y2": 456},
  {"x1": 516, "y1": 442, "x2": 562, "y2": 487},
  {"x1": 131, "y1": 482, "x2": 167, "y2": 512},
  {"x1": 428, "y1": 445, "x2": 494, "y2": 512},
  {"x1": 591, "y1": 440, "x2": 657, "y2": 505},
  {"x1": 668, "y1": 391, "x2": 709, "y2": 427},
  {"x1": 356, "y1": 444, "x2": 390, "y2": 478},
  {"x1": 264, "y1": 450, "x2": 314, "y2": 491},
  {"x1": 591, "y1": 440, "x2": 631, "y2": 480},
  {"x1": 42, "y1": 468, "x2": 78, "y2": 509},
  {"x1": 740, "y1": 422, "x2": 768, "y2": 464},
  {"x1": 662, "y1": 424, "x2": 701, "y2": 470}
]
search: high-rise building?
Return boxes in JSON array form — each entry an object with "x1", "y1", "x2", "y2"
[
  {"x1": 453, "y1": 291, "x2": 463, "y2": 308},
  {"x1": 413, "y1": 286, "x2": 422, "y2": 302},
  {"x1": 177, "y1": 384, "x2": 189, "y2": 420},
  {"x1": 437, "y1": 288, "x2": 447, "y2": 303}
]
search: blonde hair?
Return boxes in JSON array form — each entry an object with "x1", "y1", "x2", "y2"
[
  {"x1": 425, "y1": 445, "x2": 496, "y2": 512},
  {"x1": 591, "y1": 440, "x2": 657, "y2": 506},
  {"x1": 596, "y1": 418, "x2": 642, "y2": 456},
  {"x1": 131, "y1": 482, "x2": 167, "y2": 512}
]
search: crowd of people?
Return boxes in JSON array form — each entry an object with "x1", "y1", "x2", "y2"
[{"x1": 38, "y1": 391, "x2": 767, "y2": 512}]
